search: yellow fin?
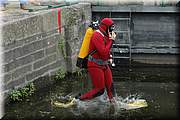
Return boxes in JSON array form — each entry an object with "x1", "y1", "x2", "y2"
[
  {"x1": 53, "y1": 98, "x2": 76, "y2": 108},
  {"x1": 127, "y1": 99, "x2": 148, "y2": 108}
]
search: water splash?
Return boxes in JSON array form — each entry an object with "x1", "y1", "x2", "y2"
[{"x1": 53, "y1": 92, "x2": 148, "y2": 117}]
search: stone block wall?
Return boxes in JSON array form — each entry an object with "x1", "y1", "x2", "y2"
[{"x1": 1, "y1": 3, "x2": 91, "y2": 94}]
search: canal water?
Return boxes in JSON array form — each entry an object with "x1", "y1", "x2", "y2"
[{"x1": 2, "y1": 64, "x2": 179, "y2": 120}]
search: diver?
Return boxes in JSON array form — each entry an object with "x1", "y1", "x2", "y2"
[
  {"x1": 53, "y1": 18, "x2": 117, "y2": 108},
  {"x1": 76, "y1": 18, "x2": 117, "y2": 103}
]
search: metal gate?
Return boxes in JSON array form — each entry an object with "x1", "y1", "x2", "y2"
[{"x1": 109, "y1": 12, "x2": 132, "y2": 66}]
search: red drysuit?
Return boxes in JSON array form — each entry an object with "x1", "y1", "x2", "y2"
[{"x1": 79, "y1": 18, "x2": 116, "y2": 101}]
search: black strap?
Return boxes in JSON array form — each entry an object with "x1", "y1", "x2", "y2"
[{"x1": 88, "y1": 49, "x2": 97, "y2": 56}]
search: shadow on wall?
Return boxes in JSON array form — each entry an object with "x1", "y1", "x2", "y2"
[{"x1": 64, "y1": 26, "x2": 73, "y2": 72}]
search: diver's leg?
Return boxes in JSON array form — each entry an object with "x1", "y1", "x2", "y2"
[
  {"x1": 79, "y1": 67, "x2": 105, "y2": 100},
  {"x1": 104, "y1": 65, "x2": 116, "y2": 100}
]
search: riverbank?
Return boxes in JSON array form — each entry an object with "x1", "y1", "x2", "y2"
[{"x1": 2, "y1": 64, "x2": 179, "y2": 120}]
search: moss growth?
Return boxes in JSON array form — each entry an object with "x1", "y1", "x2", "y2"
[
  {"x1": 55, "y1": 68, "x2": 66, "y2": 80},
  {"x1": 58, "y1": 37, "x2": 67, "y2": 59},
  {"x1": 9, "y1": 82, "x2": 35, "y2": 102},
  {"x1": 74, "y1": 68, "x2": 87, "y2": 78}
]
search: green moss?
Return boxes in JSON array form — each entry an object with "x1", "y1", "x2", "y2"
[
  {"x1": 58, "y1": 37, "x2": 67, "y2": 59},
  {"x1": 55, "y1": 68, "x2": 66, "y2": 81},
  {"x1": 9, "y1": 82, "x2": 35, "y2": 102},
  {"x1": 74, "y1": 68, "x2": 87, "y2": 78}
]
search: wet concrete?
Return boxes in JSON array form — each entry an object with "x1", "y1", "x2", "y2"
[{"x1": 2, "y1": 65, "x2": 179, "y2": 120}]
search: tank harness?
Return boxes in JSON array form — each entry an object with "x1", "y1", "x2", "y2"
[{"x1": 88, "y1": 29, "x2": 109, "y2": 66}]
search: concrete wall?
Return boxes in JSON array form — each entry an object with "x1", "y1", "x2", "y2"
[
  {"x1": 132, "y1": 13, "x2": 179, "y2": 53},
  {"x1": 127, "y1": 12, "x2": 179, "y2": 64},
  {"x1": 1, "y1": 3, "x2": 91, "y2": 93}
]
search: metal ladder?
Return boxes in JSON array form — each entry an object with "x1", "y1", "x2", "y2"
[{"x1": 110, "y1": 12, "x2": 132, "y2": 65}]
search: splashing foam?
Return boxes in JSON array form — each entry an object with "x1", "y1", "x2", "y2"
[{"x1": 53, "y1": 92, "x2": 148, "y2": 117}]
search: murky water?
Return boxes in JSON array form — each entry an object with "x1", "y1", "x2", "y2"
[{"x1": 2, "y1": 65, "x2": 179, "y2": 120}]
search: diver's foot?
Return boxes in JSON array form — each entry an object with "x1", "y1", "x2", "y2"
[
  {"x1": 53, "y1": 97, "x2": 78, "y2": 108},
  {"x1": 127, "y1": 99, "x2": 148, "y2": 107}
]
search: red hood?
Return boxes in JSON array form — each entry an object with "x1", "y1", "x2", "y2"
[{"x1": 99, "y1": 18, "x2": 114, "y2": 36}]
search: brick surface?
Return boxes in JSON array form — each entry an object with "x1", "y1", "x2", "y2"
[
  {"x1": 2, "y1": 3, "x2": 91, "y2": 92},
  {"x1": 4, "y1": 50, "x2": 44, "y2": 72},
  {"x1": 12, "y1": 64, "x2": 32, "y2": 80},
  {"x1": 2, "y1": 15, "x2": 43, "y2": 44},
  {"x1": 26, "y1": 59, "x2": 64, "y2": 81},
  {"x1": 33, "y1": 54, "x2": 57, "y2": 70},
  {"x1": 4, "y1": 77, "x2": 25, "y2": 90},
  {"x1": 4, "y1": 50, "x2": 14, "y2": 64},
  {"x1": 45, "y1": 45, "x2": 57, "y2": 55},
  {"x1": 3, "y1": 73, "x2": 12, "y2": 84}
]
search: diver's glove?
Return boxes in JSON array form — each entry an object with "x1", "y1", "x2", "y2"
[{"x1": 109, "y1": 31, "x2": 116, "y2": 41}]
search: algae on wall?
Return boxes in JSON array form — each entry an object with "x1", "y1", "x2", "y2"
[{"x1": 58, "y1": 36, "x2": 67, "y2": 59}]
